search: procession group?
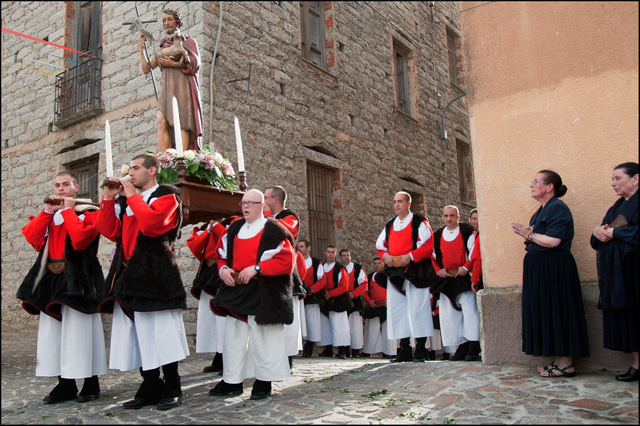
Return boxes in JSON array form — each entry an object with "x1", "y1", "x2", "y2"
[{"x1": 16, "y1": 153, "x2": 483, "y2": 410}]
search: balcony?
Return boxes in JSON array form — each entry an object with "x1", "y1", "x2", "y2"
[{"x1": 54, "y1": 57, "x2": 102, "y2": 129}]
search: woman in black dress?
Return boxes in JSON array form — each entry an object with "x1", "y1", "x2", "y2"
[
  {"x1": 591, "y1": 162, "x2": 639, "y2": 382},
  {"x1": 511, "y1": 170, "x2": 590, "y2": 377}
]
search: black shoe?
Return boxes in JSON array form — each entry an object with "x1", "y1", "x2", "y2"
[
  {"x1": 250, "y1": 390, "x2": 271, "y2": 400},
  {"x1": 381, "y1": 353, "x2": 393, "y2": 359},
  {"x1": 465, "y1": 354, "x2": 482, "y2": 362},
  {"x1": 157, "y1": 396, "x2": 182, "y2": 410},
  {"x1": 442, "y1": 352, "x2": 450, "y2": 361},
  {"x1": 203, "y1": 365, "x2": 217, "y2": 373},
  {"x1": 43, "y1": 378, "x2": 78, "y2": 404},
  {"x1": 616, "y1": 367, "x2": 640, "y2": 382},
  {"x1": 360, "y1": 353, "x2": 371, "y2": 358},
  {"x1": 337, "y1": 347, "x2": 347, "y2": 359},
  {"x1": 344, "y1": 347, "x2": 351, "y2": 358},
  {"x1": 303, "y1": 341, "x2": 314, "y2": 358},
  {"x1": 413, "y1": 346, "x2": 428, "y2": 362},
  {"x1": 43, "y1": 393, "x2": 77, "y2": 404},
  {"x1": 78, "y1": 376, "x2": 100, "y2": 402},
  {"x1": 123, "y1": 397, "x2": 160, "y2": 409},
  {"x1": 209, "y1": 381, "x2": 243, "y2": 396},
  {"x1": 318, "y1": 346, "x2": 333, "y2": 357},
  {"x1": 427, "y1": 350, "x2": 437, "y2": 361},
  {"x1": 449, "y1": 354, "x2": 466, "y2": 361},
  {"x1": 288, "y1": 356, "x2": 293, "y2": 370},
  {"x1": 77, "y1": 393, "x2": 100, "y2": 403},
  {"x1": 351, "y1": 349, "x2": 360, "y2": 357},
  {"x1": 203, "y1": 353, "x2": 223, "y2": 373},
  {"x1": 391, "y1": 341, "x2": 413, "y2": 363}
]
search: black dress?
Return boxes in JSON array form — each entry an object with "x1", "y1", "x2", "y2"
[
  {"x1": 590, "y1": 191, "x2": 638, "y2": 353},
  {"x1": 521, "y1": 197, "x2": 590, "y2": 358}
]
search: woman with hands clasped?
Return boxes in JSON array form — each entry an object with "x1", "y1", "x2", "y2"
[
  {"x1": 511, "y1": 170, "x2": 590, "y2": 378},
  {"x1": 590, "y1": 162, "x2": 639, "y2": 382}
]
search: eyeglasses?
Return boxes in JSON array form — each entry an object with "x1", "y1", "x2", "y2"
[
  {"x1": 238, "y1": 201, "x2": 260, "y2": 207},
  {"x1": 532, "y1": 179, "x2": 547, "y2": 186}
]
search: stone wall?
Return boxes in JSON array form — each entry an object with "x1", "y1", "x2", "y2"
[{"x1": 1, "y1": 1, "x2": 472, "y2": 343}]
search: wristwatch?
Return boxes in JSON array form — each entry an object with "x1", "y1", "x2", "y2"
[{"x1": 254, "y1": 264, "x2": 262, "y2": 275}]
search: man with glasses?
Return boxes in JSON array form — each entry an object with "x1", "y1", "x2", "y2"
[{"x1": 210, "y1": 189, "x2": 296, "y2": 400}]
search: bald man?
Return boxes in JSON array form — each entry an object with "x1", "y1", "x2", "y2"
[
  {"x1": 210, "y1": 189, "x2": 296, "y2": 400},
  {"x1": 375, "y1": 191, "x2": 438, "y2": 363}
]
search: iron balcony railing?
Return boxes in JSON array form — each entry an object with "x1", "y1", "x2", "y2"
[{"x1": 54, "y1": 56, "x2": 102, "y2": 128}]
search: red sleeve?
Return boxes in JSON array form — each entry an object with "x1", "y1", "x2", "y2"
[
  {"x1": 296, "y1": 251, "x2": 306, "y2": 282},
  {"x1": 279, "y1": 215, "x2": 299, "y2": 239},
  {"x1": 22, "y1": 210, "x2": 53, "y2": 251},
  {"x1": 431, "y1": 256, "x2": 442, "y2": 273},
  {"x1": 328, "y1": 269, "x2": 349, "y2": 297},
  {"x1": 260, "y1": 238, "x2": 296, "y2": 276},
  {"x1": 92, "y1": 197, "x2": 121, "y2": 242},
  {"x1": 362, "y1": 289, "x2": 372, "y2": 304},
  {"x1": 309, "y1": 268, "x2": 326, "y2": 293},
  {"x1": 376, "y1": 236, "x2": 388, "y2": 260},
  {"x1": 60, "y1": 209, "x2": 99, "y2": 251},
  {"x1": 410, "y1": 220, "x2": 434, "y2": 262},
  {"x1": 127, "y1": 194, "x2": 179, "y2": 237},
  {"x1": 352, "y1": 271, "x2": 368, "y2": 298},
  {"x1": 470, "y1": 237, "x2": 482, "y2": 284},
  {"x1": 186, "y1": 227, "x2": 209, "y2": 260}
]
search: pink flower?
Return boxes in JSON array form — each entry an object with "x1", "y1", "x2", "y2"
[{"x1": 222, "y1": 160, "x2": 235, "y2": 177}]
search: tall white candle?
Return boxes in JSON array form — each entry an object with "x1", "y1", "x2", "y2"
[
  {"x1": 172, "y1": 97, "x2": 183, "y2": 157},
  {"x1": 234, "y1": 116, "x2": 245, "y2": 172},
  {"x1": 105, "y1": 120, "x2": 113, "y2": 177}
]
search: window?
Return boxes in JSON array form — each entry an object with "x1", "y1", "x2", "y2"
[
  {"x1": 446, "y1": 27, "x2": 465, "y2": 87},
  {"x1": 307, "y1": 162, "x2": 335, "y2": 259},
  {"x1": 68, "y1": 156, "x2": 100, "y2": 203},
  {"x1": 300, "y1": 1, "x2": 326, "y2": 69},
  {"x1": 456, "y1": 139, "x2": 476, "y2": 203},
  {"x1": 54, "y1": 1, "x2": 102, "y2": 128},
  {"x1": 394, "y1": 45, "x2": 410, "y2": 115}
]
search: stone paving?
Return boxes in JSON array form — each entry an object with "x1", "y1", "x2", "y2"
[{"x1": 2, "y1": 337, "x2": 638, "y2": 424}]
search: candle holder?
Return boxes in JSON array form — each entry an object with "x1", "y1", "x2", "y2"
[
  {"x1": 176, "y1": 157, "x2": 186, "y2": 182},
  {"x1": 238, "y1": 171, "x2": 247, "y2": 192}
]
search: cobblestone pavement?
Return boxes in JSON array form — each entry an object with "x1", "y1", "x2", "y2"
[{"x1": 2, "y1": 337, "x2": 638, "y2": 424}]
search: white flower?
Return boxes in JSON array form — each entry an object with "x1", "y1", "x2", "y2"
[
  {"x1": 212, "y1": 152, "x2": 224, "y2": 164},
  {"x1": 184, "y1": 150, "x2": 197, "y2": 161},
  {"x1": 120, "y1": 164, "x2": 130, "y2": 176},
  {"x1": 165, "y1": 148, "x2": 178, "y2": 156}
]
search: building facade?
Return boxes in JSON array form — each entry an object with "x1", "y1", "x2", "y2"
[
  {"x1": 1, "y1": 1, "x2": 473, "y2": 344},
  {"x1": 459, "y1": 1, "x2": 639, "y2": 369}
]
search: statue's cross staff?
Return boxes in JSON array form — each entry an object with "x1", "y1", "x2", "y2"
[{"x1": 123, "y1": 5, "x2": 158, "y2": 99}]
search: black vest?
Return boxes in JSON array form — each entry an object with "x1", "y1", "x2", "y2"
[
  {"x1": 218, "y1": 217, "x2": 295, "y2": 325},
  {"x1": 100, "y1": 184, "x2": 186, "y2": 317}
]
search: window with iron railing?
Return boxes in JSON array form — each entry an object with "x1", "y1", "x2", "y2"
[
  {"x1": 54, "y1": 57, "x2": 102, "y2": 128},
  {"x1": 54, "y1": 1, "x2": 102, "y2": 129}
]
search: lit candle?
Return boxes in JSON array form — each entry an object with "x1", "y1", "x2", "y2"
[
  {"x1": 234, "y1": 116, "x2": 245, "y2": 172},
  {"x1": 105, "y1": 120, "x2": 113, "y2": 177},
  {"x1": 172, "y1": 97, "x2": 183, "y2": 157}
]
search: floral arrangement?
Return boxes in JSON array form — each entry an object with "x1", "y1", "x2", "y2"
[{"x1": 152, "y1": 146, "x2": 239, "y2": 191}]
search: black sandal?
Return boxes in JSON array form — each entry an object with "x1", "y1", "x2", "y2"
[
  {"x1": 537, "y1": 362, "x2": 557, "y2": 373},
  {"x1": 540, "y1": 364, "x2": 576, "y2": 378}
]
